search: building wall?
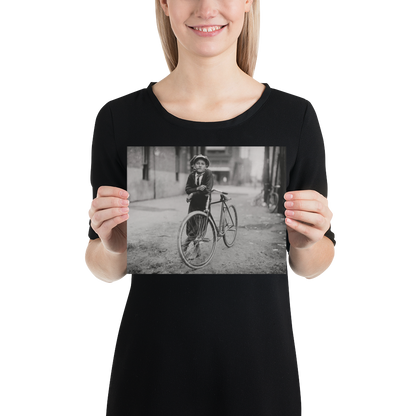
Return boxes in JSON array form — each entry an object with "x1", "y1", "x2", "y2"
[
  {"x1": 127, "y1": 146, "x2": 190, "y2": 202},
  {"x1": 206, "y1": 146, "x2": 246, "y2": 185}
]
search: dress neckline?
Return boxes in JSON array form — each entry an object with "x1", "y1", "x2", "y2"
[{"x1": 145, "y1": 79, "x2": 272, "y2": 129}]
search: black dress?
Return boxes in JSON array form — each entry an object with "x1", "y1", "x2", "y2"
[{"x1": 88, "y1": 82, "x2": 336, "y2": 415}]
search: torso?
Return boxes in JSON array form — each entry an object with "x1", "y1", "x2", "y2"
[{"x1": 151, "y1": 78, "x2": 266, "y2": 122}]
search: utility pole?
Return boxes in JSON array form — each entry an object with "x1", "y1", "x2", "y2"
[
  {"x1": 270, "y1": 146, "x2": 276, "y2": 187},
  {"x1": 262, "y1": 146, "x2": 270, "y2": 203},
  {"x1": 277, "y1": 147, "x2": 286, "y2": 214}
]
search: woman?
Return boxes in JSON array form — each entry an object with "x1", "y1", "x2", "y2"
[{"x1": 86, "y1": 0, "x2": 336, "y2": 415}]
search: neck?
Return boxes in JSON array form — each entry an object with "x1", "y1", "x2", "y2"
[{"x1": 168, "y1": 44, "x2": 251, "y2": 102}]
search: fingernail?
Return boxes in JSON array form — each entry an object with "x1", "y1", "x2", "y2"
[
  {"x1": 286, "y1": 201, "x2": 294, "y2": 207},
  {"x1": 120, "y1": 190, "x2": 129, "y2": 198},
  {"x1": 285, "y1": 193, "x2": 293, "y2": 200},
  {"x1": 286, "y1": 210, "x2": 294, "y2": 216},
  {"x1": 121, "y1": 199, "x2": 129, "y2": 205}
]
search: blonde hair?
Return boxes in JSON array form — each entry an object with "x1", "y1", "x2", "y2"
[{"x1": 155, "y1": 0, "x2": 260, "y2": 77}]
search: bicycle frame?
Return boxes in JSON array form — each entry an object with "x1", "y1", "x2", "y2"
[{"x1": 203, "y1": 189, "x2": 232, "y2": 240}]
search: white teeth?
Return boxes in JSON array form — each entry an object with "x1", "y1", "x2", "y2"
[{"x1": 193, "y1": 26, "x2": 222, "y2": 32}]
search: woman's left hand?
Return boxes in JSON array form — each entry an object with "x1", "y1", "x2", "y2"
[{"x1": 284, "y1": 190, "x2": 333, "y2": 250}]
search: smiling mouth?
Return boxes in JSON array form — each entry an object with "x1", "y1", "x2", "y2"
[{"x1": 188, "y1": 24, "x2": 228, "y2": 33}]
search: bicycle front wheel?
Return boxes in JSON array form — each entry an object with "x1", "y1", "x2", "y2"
[
  {"x1": 223, "y1": 205, "x2": 238, "y2": 247},
  {"x1": 267, "y1": 192, "x2": 279, "y2": 213},
  {"x1": 178, "y1": 211, "x2": 217, "y2": 269}
]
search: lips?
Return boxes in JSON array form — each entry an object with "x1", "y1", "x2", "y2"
[
  {"x1": 188, "y1": 24, "x2": 228, "y2": 27},
  {"x1": 188, "y1": 24, "x2": 228, "y2": 31},
  {"x1": 187, "y1": 24, "x2": 228, "y2": 37}
]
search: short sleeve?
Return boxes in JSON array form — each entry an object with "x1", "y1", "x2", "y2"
[
  {"x1": 286, "y1": 100, "x2": 336, "y2": 252},
  {"x1": 88, "y1": 102, "x2": 125, "y2": 240}
]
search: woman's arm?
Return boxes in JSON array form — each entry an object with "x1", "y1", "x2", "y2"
[
  {"x1": 288, "y1": 236, "x2": 334, "y2": 279},
  {"x1": 285, "y1": 190, "x2": 335, "y2": 278},
  {"x1": 82, "y1": 238, "x2": 127, "y2": 283}
]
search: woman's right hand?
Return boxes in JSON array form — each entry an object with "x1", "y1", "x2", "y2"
[{"x1": 89, "y1": 186, "x2": 129, "y2": 254}]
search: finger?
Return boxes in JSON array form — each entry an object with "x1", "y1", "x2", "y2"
[
  {"x1": 285, "y1": 209, "x2": 329, "y2": 232},
  {"x1": 284, "y1": 190, "x2": 328, "y2": 205},
  {"x1": 97, "y1": 186, "x2": 129, "y2": 199},
  {"x1": 284, "y1": 199, "x2": 328, "y2": 216},
  {"x1": 91, "y1": 206, "x2": 130, "y2": 230},
  {"x1": 285, "y1": 217, "x2": 324, "y2": 242},
  {"x1": 91, "y1": 196, "x2": 129, "y2": 213},
  {"x1": 95, "y1": 214, "x2": 129, "y2": 241}
]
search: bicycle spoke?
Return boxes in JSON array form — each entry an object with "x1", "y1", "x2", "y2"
[{"x1": 178, "y1": 212, "x2": 217, "y2": 269}]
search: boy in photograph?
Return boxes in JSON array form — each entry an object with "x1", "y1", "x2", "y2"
[
  {"x1": 185, "y1": 155, "x2": 214, "y2": 212},
  {"x1": 183, "y1": 155, "x2": 214, "y2": 257}
]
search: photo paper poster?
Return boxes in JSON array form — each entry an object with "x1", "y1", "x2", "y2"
[{"x1": 127, "y1": 146, "x2": 286, "y2": 274}]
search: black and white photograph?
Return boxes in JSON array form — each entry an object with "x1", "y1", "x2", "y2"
[{"x1": 127, "y1": 146, "x2": 287, "y2": 274}]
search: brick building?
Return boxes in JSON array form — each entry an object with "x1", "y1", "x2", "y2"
[{"x1": 127, "y1": 146, "x2": 195, "y2": 202}]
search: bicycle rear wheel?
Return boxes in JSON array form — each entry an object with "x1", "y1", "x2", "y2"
[
  {"x1": 223, "y1": 205, "x2": 238, "y2": 247},
  {"x1": 250, "y1": 191, "x2": 263, "y2": 206},
  {"x1": 178, "y1": 211, "x2": 217, "y2": 269}
]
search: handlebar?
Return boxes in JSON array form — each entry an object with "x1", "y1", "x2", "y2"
[
  {"x1": 210, "y1": 188, "x2": 228, "y2": 195},
  {"x1": 203, "y1": 188, "x2": 231, "y2": 211}
]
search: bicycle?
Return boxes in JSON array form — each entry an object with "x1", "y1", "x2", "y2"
[
  {"x1": 251, "y1": 183, "x2": 281, "y2": 213},
  {"x1": 177, "y1": 188, "x2": 238, "y2": 269}
]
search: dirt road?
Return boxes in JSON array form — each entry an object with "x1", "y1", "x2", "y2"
[{"x1": 127, "y1": 185, "x2": 287, "y2": 275}]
